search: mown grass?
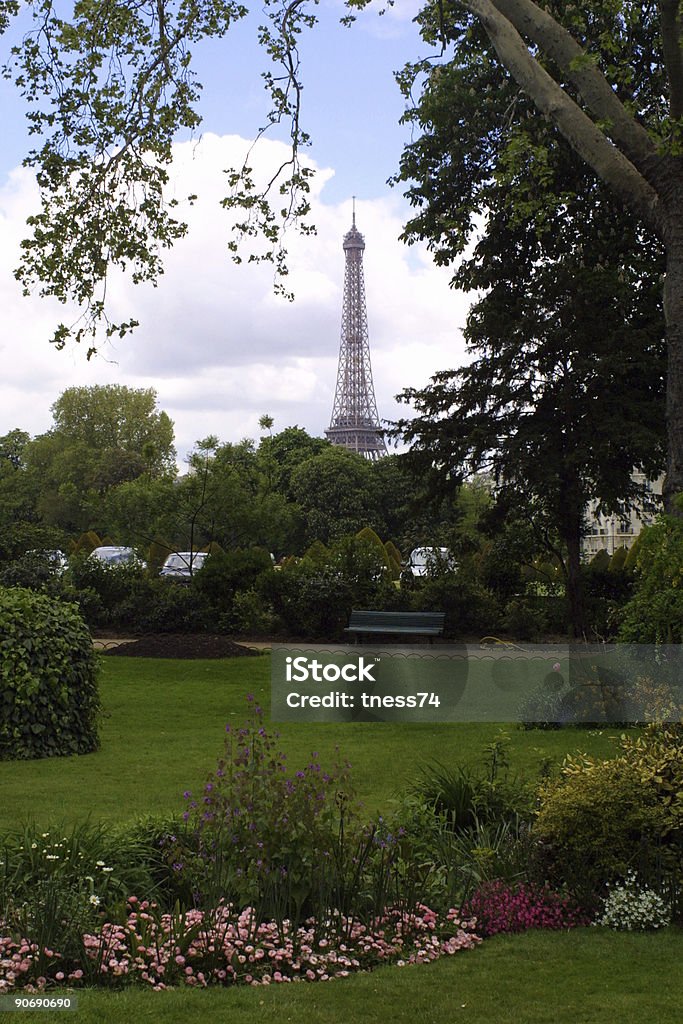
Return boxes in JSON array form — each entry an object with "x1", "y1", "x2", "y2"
[
  {"x1": 3, "y1": 929, "x2": 681, "y2": 1024},
  {"x1": 1, "y1": 653, "x2": 678, "y2": 1023},
  {"x1": 0, "y1": 653, "x2": 632, "y2": 827}
]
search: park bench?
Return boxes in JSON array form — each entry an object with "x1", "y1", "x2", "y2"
[{"x1": 345, "y1": 610, "x2": 446, "y2": 644}]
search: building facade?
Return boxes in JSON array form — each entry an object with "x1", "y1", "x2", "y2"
[{"x1": 582, "y1": 472, "x2": 664, "y2": 557}]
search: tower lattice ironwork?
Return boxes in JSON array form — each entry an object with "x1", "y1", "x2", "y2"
[{"x1": 325, "y1": 209, "x2": 387, "y2": 460}]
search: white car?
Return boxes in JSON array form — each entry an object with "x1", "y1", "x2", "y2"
[
  {"x1": 406, "y1": 547, "x2": 457, "y2": 577},
  {"x1": 90, "y1": 546, "x2": 145, "y2": 568},
  {"x1": 27, "y1": 549, "x2": 68, "y2": 574},
  {"x1": 159, "y1": 551, "x2": 208, "y2": 579}
]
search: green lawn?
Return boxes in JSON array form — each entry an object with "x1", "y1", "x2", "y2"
[
  {"x1": 1, "y1": 652, "x2": 679, "y2": 1022},
  {"x1": 3, "y1": 929, "x2": 681, "y2": 1024},
  {"x1": 0, "y1": 652, "x2": 632, "y2": 827}
]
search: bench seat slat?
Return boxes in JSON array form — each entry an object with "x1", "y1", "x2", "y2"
[{"x1": 345, "y1": 610, "x2": 445, "y2": 640}]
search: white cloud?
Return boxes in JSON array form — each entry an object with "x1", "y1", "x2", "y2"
[{"x1": 0, "y1": 132, "x2": 470, "y2": 462}]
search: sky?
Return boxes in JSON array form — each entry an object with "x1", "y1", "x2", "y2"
[{"x1": 0, "y1": 0, "x2": 472, "y2": 465}]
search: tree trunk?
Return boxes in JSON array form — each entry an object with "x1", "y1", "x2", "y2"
[
  {"x1": 564, "y1": 515, "x2": 585, "y2": 640},
  {"x1": 662, "y1": 211, "x2": 683, "y2": 515},
  {"x1": 557, "y1": 475, "x2": 586, "y2": 638}
]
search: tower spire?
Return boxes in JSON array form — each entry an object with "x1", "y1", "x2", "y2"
[{"x1": 325, "y1": 207, "x2": 387, "y2": 460}]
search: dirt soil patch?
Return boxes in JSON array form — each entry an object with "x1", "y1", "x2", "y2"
[{"x1": 101, "y1": 634, "x2": 261, "y2": 659}]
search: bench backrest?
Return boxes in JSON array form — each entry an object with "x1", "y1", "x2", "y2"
[{"x1": 348, "y1": 610, "x2": 445, "y2": 631}]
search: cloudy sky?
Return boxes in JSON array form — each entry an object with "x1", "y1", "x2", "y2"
[{"x1": 0, "y1": 0, "x2": 471, "y2": 463}]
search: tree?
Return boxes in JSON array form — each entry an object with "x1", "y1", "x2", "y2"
[
  {"x1": 3, "y1": 0, "x2": 316, "y2": 348},
  {"x1": 51, "y1": 385, "x2": 176, "y2": 477},
  {"x1": 400, "y1": 1, "x2": 682, "y2": 510},
  {"x1": 289, "y1": 446, "x2": 383, "y2": 545},
  {"x1": 257, "y1": 426, "x2": 330, "y2": 502},
  {"x1": 0, "y1": 429, "x2": 59, "y2": 558},
  {"x1": 370, "y1": 452, "x2": 471, "y2": 553},
  {"x1": 393, "y1": 8, "x2": 667, "y2": 634},
  {"x1": 16, "y1": 385, "x2": 176, "y2": 536}
]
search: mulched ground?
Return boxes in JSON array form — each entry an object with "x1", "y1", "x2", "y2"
[{"x1": 100, "y1": 634, "x2": 262, "y2": 659}]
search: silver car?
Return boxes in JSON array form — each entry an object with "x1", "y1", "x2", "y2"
[
  {"x1": 407, "y1": 547, "x2": 458, "y2": 577},
  {"x1": 90, "y1": 546, "x2": 145, "y2": 568},
  {"x1": 159, "y1": 551, "x2": 208, "y2": 579}
]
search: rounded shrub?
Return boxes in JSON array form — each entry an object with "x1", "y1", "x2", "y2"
[
  {"x1": 0, "y1": 587, "x2": 101, "y2": 760},
  {"x1": 534, "y1": 728, "x2": 683, "y2": 905}
]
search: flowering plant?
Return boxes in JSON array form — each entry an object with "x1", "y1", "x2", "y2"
[
  {"x1": 461, "y1": 880, "x2": 589, "y2": 937},
  {"x1": 0, "y1": 899, "x2": 481, "y2": 993},
  {"x1": 594, "y1": 872, "x2": 672, "y2": 931},
  {"x1": 173, "y1": 700, "x2": 410, "y2": 933}
]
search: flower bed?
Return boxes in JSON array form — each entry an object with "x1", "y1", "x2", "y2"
[
  {"x1": 0, "y1": 901, "x2": 481, "y2": 993},
  {"x1": 461, "y1": 881, "x2": 590, "y2": 937}
]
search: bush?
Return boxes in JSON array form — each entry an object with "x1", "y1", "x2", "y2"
[
  {"x1": 0, "y1": 551, "x2": 71, "y2": 599},
  {"x1": 131, "y1": 578, "x2": 210, "y2": 634},
  {"x1": 0, "y1": 587, "x2": 100, "y2": 760},
  {"x1": 68, "y1": 555, "x2": 147, "y2": 630},
  {"x1": 67, "y1": 556, "x2": 211, "y2": 633},
  {"x1": 221, "y1": 588, "x2": 279, "y2": 636},
  {"x1": 411, "y1": 573, "x2": 501, "y2": 638},
  {"x1": 501, "y1": 598, "x2": 550, "y2": 641},
  {"x1": 261, "y1": 535, "x2": 399, "y2": 639},
  {"x1": 618, "y1": 517, "x2": 683, "y2": 642},
  {"x1": 534, "y1": 727, "x2": 683, "y2": 905},
  {"x1": 193, "y1": 547, "x2": 274, "y2": 620},
  {"x1": 581, "y1": 559, "x2": 633, "y2": 638}
]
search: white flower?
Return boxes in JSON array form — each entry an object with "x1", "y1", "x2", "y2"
[
  {"x1": 89, "y1": 895, "x2": 101, "y2": 907},
  {"x1": 595, "y1": 872, "x2": 671, "y2": 931}
]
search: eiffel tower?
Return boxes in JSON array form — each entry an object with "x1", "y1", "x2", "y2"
[{"x1": 325, "y1": 205, "x2": 387, "y2": 460}]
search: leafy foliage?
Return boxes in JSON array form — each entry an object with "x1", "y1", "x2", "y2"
[
  {"x1": 619, "y1": 517, "x2": 683, "y2": 642},
  {"x1": 392, "y1": 2, "x2": 667, "y2": 632},
  {"x1": 0, "y1": 587, "x2": 100, "y2": 760},
  {"x1": 534, "y1": 727, "x2": 683, "y2": 903},
  {"x1": 262, "y1": 534, "x2": 398, "y2": 638}
]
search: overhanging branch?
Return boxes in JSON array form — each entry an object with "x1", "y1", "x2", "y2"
[
  {"x1": 493, "y1": 0, "x2": 661, "y2": 182},
  {"x1": 462, "y1": 0, "x2": 663, "y2": 237},
  {"x1": 660, "y1": 0, "x2": 683, "y2": 119}
]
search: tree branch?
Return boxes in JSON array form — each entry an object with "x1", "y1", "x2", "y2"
[
  {"x1": 660, "y1": 0, "x2": 683, "y2": 119},
  {"x1": 461, "y1": 0, "x2": 663, "y2": 237},
  {"x1": 492, "y1": 0, "x2": 661, "y2": 181}
]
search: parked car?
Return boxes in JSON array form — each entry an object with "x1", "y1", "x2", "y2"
[
  {"x1": 406, "y1": 547, "x2": 458, "y2": 577},
  {"x1": 159, "y1": 551, "x2": 208, "y2": 579},
  {"x1": 27, "y1": 549, "x2": 69, "y2": 574},
  {"x1": 90, "y1": 546, "x2": 145, "y2": 568}
]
